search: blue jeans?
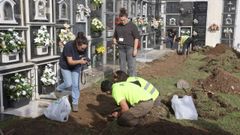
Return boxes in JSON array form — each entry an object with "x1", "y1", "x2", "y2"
[
  {"x1": 57, "y1": 68, "x2": 81, "y2": 105},
  {"x1": 118, "y1": 45, "x2": 136, "y2": 76}
]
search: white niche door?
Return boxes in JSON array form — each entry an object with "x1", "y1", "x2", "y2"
[
  {"x1": 34, "y1": 0, "x2": 48, "y2": 20},
  {"x1": 0, "y1": 0, "x2": 17, "y2": 24}
]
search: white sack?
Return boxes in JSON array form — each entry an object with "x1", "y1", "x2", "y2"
[
  {"x1": 44, "y1": 96, "x2": 71, "y2": 122},
  {"x1": 171, "y1": 95, "x2": 198, "y2": 120}
]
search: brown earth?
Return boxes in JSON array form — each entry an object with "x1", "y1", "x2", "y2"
[
  {"x1": 138, "y1": 53, "x2": 187, "y2": 77},
  {"x1": 199, "y1": 44, "x2": 240, "y2": 94},
  {"x1": 205, "y1": 43, "x2": 231, "y2": 56},
  {"x1": 2, "y1": 52, "x2": 234, "y2": 135},
  {"x1": 201, "y1": 68, "x2": 240, "y2": 94},
  {"x1": 200, "y1": 44, "x2": 240, "y2": 73}
]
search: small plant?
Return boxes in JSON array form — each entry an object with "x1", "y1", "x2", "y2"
[
  {"x1": 96, "y1": 42, "x2": 105, "y2": 54},
  {"x1": 76, "y1": 4, "x2": 91, "y2": 17},
  {"x1": 58, "y1": 23, "x2": 75, "y2": 48},
  {"x1": 91, "y1": 0, "x2": 103, "y2": 8},
  {"x1": 4, "y1": 73, "x2": 33, "y2": 101},
  {"x1": 40, "y1": 64, "x2": 57, "y2": 86},
  {"x1": 0, "y1": 29, "x2": 25, "y2": 54},
  {"x1": 34, "y1": 25, "x2": 53, "y2": 47},
  {"x1": 91, "y1": 18, "x2": 104, "y2": 32},
  {"x1": 133, "y1": 17, "x2": 148, "y2": 27},
  {"x1": 150, "y1": 18, "x2": 163, "y2": 30}
]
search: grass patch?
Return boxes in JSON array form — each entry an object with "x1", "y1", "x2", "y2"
[
  {"x1": 147, "y1": 52, "x2": 240, "y2": 135},
  {"x1": 216, "y1": 112, "x2": 240, "y2": 134}
]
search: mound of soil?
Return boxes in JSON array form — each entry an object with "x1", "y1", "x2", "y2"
[
  {"x1": 205, "y1": 44, "x2": 231, "y2": 56},
  {"x1": 200, "y1": 46, "x2": 240, "y2": 73},
  {"x1": 202, "y1": 68, "x2": 240, "y2": 94}
]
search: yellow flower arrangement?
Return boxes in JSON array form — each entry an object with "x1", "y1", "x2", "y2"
[{"x1": 96, "y1": 42, "x2": 105, "y2": 54}]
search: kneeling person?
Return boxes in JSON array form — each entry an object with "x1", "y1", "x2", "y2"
[
  {"x1": 101, "y1": 80, "x2": 153, "y2": 127},
  {"x1": 113, "y1": 70, "x2": 160, "y2": 106}
]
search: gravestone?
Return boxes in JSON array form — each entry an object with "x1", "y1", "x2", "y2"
[
  {"x1": 193, "y1": 2, "x2": 208, "y2": 46},
  {"x1": 221, "y1": 0, "x2": 236, "y2": 46}
]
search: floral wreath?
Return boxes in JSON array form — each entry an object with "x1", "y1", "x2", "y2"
[{"x1": 208, "y1": 23, "x2": 219, "y2": 32}]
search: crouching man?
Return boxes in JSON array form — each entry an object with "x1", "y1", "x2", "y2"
[
  {"x1": 101, "y1": 80, "x2": 153, "y2": 127},
  {"x1": 112, "y1": 70, "x2": 161, "y2": 106}
]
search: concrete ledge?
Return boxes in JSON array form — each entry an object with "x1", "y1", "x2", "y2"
[
  {"x1": 137, "y1": 49, "x2": 174, "y2": 63},
  {"x1": 3, "y1": 99, "x2": 54, "y2": 118}
]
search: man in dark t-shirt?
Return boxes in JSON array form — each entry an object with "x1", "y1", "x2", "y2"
[{"x1": 113, "y1": 8, "x2": 140, "y2": 76}]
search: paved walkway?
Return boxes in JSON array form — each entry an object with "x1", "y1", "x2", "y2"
[{"x1": 2, "y1": 48, "x2": 174, "y2": 118}]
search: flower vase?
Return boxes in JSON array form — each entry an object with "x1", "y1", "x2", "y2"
[
  {"x1": 91, "y1": 32, "x2": 101, "y2": 38},
  {"x1": 92, "y1": 54, "x2": 102, "y2": 68},
  {"x1": 41, "y1": 85, "x2": 55, "y2": 94},
  {"x1": 9, "y1": 97, "x2": 30, "y2": 108},
  {"x1": 0, "y1": 52, "x2": 20, "y2": 63},
  {"x1": 36, "y1": 46, "x2": 49, "y2": 55},
  {"x1": 96, "y1": 54, "x2": 103, "y2": 66}
]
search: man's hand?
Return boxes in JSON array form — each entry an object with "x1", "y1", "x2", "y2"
[
  {"x1": 112, "y1": 38, "x2": 117, "y2": 47},
  {"x1": 80, "y1": 57, "x2": 89, "y2": 65},
  {"x1": 133, "y1": 49, "x2": 138, "y2": 57},
  {"x1": 111, "y1": 111, "x2": 119, "y2": 118}
]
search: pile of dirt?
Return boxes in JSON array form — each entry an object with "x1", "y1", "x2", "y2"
[
  {"x1": 201, "y1": 68, "x2": 240, "y2": 94},
  {"x1": 205, "y1": 44, "x2": 231, "y2": 56},
  {"x1": 200, "y1": 45, "x2": 240, "y2": 73}
]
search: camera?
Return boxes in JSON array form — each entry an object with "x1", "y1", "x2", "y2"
[{"x1": 82, "y1": 57, "x2": 91, "y2": 66}]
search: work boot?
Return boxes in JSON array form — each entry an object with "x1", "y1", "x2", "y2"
[{"x1": 72, "y1": 104, "x2": 79, "y2": 112}]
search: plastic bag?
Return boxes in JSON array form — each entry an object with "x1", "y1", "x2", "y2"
[
  {"x1": 44, "y1": 96, "x2": 71, "y2": 122},
  {"x1": 171, "y1": 95, "x2": 198, "y2": 120}
]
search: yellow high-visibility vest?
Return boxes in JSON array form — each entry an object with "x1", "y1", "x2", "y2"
[
  {"x1": 180, "y1": 35, "x2": 189, "y2": 47},
  {"x1": 127, "y1": 77, "x2": 159, "y2": 101}
]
